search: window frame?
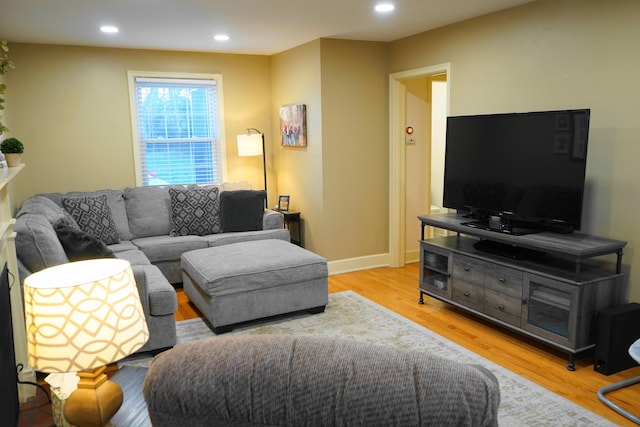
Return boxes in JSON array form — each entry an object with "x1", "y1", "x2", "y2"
[{"x1": 127, "y1": 71, "x2": 228, "y2": 186}]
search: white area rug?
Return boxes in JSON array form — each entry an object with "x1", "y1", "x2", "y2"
[{"x1": 121, "y1": 290, "x2": 614, "y2": 426}]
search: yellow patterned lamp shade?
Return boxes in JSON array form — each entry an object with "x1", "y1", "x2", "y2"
[{"x1": 23, "y1": 258, "x2": 149, "y2": 373}]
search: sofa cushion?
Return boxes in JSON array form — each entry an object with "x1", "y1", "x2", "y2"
[
  {"x1": 115, "y1": 249, "x2": 152, "y2": 266},
  {"x1": 63, "y1": 189, "x2": 133, "y2": 241},
  {"x1": 53, "y1": 218, "x2": 115, "y2": 261},
  {"x1": 182, "y1": 239, "x2": 327, "y2": 297},
  {"x1": 132, "y1": 235, "x2": 208, "y2": 263},
  {"x1": 124, "y1": 186, "x2": 172, "y2": 238},
  {"x1": 206, "y1": 228, "x2": 290, "y2": 247},
  {"x1": 107, "y1": 240, "x2": 139, "y2": 253},
  {"x1": 220, "y1": 190, "x2": 266, "y2": 232},
  {"x1": 61, "y1": 194, "x2": 120, "y2": 245},
  {"x1": 15, "y1": 214, "x2": 69, "y2": 272},
  {"x1": 16, "y1": 195, "x2": 65, "y2": 223},
  {"x1": 169, "y1": 186, "x2": 221, "y2": 236}
]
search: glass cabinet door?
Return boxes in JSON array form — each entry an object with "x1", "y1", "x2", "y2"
[
  {"x1": 522, "y1": 273, "x2": 578, "y2": 348},
  {"x1": 419, "y1": 243, "x2": 452, "y2": 299}
]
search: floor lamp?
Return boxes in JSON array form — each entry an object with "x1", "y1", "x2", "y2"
[
  {"x1": 23, "y1": 259, "x2": 149, "y2": 427},
  {"x1": 237, "y1": 128, "x2": 267, "y2": 208}
]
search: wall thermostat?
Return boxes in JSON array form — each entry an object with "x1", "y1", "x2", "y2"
[{"x1": 405, "y1": 126, "x2": 416, "y2": 144}]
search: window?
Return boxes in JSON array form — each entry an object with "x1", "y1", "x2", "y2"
[{"x1": 129, "y1": 73, "x2": 226, "y2": 186}]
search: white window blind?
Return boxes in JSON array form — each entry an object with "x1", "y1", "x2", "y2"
[{"x1": 133, "y1": 76, "x2": 223, "y2": 185}]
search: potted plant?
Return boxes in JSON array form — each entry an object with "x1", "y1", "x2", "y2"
[{"x1": 1, "y1": 137, "x2": 24, "y2": 167}]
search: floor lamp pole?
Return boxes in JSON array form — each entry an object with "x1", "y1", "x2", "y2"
[{"x1": 261, "y1": 132, "x2": 268, "y2": 209}]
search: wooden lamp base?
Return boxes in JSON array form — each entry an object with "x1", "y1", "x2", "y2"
[{"x1": 63, "y1": 366, "x2": 123, "y2": 427}]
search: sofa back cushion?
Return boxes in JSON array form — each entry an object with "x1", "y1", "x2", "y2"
[
  {"x1": 38, "y1": 190, "x2": 133, "y2": 241},
  {"x1": 15, "y1": 214, "x2": 69, "y2": 273},
  {"x1": 124, "y1": 186, "x2": 172, "y2": 238},
  {"x1": 169, "y1": 186, "x2": 221, "y2": 236},
  {"x1": 61, "y1": 194, "x2": 120, "y2": 245},
  {"x1": 62, "y1": 189, "x2": 133, "y2": 241},
  {"x1": 16, "y1": 195, "x2": 65, "y2": 223},
  {"x1": 220, "y1": 190, "x2": 266, "y2": 232}
]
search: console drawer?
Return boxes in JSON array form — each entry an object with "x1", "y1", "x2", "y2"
[
  {"x1": 452, "y1": 280, "x2": 484, "y2": 312},
  {"x1": 452, "y1": 254, "x2": 486, "y2": 285},
  {"x1": 485, "y1": 265, "x2": 523, "y2": 299},
  {"x1": 484, "y1": 289, "x2": 522, "y2": 326}
]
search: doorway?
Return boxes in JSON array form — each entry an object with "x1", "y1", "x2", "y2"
[{"x1": 388, "y1": 64, "x2": 450, "y2": 267}]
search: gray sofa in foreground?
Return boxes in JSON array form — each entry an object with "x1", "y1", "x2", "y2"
[
  {"x1": 14, "y1": 183, "x2": 289, "y2": 353},
  {"x1": 144, "y1": 335, "x2": 501, "y2": 427}
]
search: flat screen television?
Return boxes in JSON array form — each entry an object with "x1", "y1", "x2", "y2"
[{"x1": 442, "y1": 108, "x2": 590, "y2": 235}]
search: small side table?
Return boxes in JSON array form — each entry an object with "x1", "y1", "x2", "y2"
[{"x1": 279, "y1": 211, "x2": 302, "y2": 247}]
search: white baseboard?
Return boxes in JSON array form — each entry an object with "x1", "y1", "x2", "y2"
[
  {"x1": 405, "y1": 249, "x2": 419, "y2": 264},
  {"x1": 327, "y1": 253, "x2": 389, "y2": 275},
  {"x1": 327, "y1": 252, "x2": 420, "y2": 275}
]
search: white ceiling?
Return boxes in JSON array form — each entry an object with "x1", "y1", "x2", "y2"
[{"x1": 0, "y1": 0, "x2": 533, "y2": 55}]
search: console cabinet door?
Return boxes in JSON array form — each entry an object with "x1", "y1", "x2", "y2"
[
  {"x1": 522, "y1": 273, "x2": 578, "y2": 348},
  {"x1": 419, "y1": 243, "x2": 452, "y2": 299}
]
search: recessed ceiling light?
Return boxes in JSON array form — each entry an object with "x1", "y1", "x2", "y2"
[
  {"x1": 100, "y1": 25, "x2": 119, "y2": 34},
  {"x1": 375, "y1": 3, "x2": 395, "y2": 13},
  {"x1": 214, "y1": 34, "x2": 230, "y2": 41}
]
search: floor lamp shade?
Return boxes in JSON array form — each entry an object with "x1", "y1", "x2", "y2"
[
  {"x1": 23, "y1": 258, "x2": 149, "y2": 373},
  {"x1": 237, "y1": 133, "x2": 263, "y2": 157},
  {"x1": 237, "y1": 129, "x2": 268, "y2": 207}
]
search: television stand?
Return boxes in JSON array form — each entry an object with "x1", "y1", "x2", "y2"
[
  {"x1": 418, "y1": 212, "x2": 626, "y2": 370},
  {"x1": 473, "y1": 239, "x2": 545, "y2": 260}
]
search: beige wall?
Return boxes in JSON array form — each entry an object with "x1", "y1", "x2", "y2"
[
  {"x1": 319, "y1": 39, "x2": 389, "y2": 262},
  {"x1": 390, "y1": 0, "x2": 640, "y2": 301},
  {"x1": 4, "y1": 44, "x2": 272, "y2": 204},
  {"x1": 270, "y1": 39, "x2": 389, "y2": 262},
  {"x1": 270, "y1": 41, "x2": 324, "y2": 254}
]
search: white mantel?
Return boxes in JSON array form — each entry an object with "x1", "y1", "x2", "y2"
[{"x1": 0, "y1": 163, "x2": 35, "y2": 402}]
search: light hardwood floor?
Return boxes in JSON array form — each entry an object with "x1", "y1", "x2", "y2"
[{"x1": 175, "y1": 263, "x2": 639, "y2": 426}]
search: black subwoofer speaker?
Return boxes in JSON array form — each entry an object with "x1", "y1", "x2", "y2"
[{"x1": 594, "y1": 302, "x2": 640, "y2": 375}]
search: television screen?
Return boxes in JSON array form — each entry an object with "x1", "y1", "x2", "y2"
[{"x1": 442, "y1": 109, "x2": 590, "y2": 232}]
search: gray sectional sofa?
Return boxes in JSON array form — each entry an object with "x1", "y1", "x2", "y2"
[{"x1": 14, "y1": 183, "x2": 289, "y2": 353}]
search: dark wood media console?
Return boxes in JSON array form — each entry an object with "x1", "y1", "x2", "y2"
[{"x1": 418, "y1": 213, "x2": 627, "y2": 370}]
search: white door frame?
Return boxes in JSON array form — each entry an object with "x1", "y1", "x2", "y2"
[{"x1": 388, "y1": 63, "x2": 451, "y2": 267}]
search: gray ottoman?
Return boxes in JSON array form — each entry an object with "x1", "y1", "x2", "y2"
[{"x1": 182, "y1": 239, "x2": 328, "y2": 333}]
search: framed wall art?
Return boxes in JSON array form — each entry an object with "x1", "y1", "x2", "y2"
[
  {"x1": 279, "y1": 104, "x2": 307, "y2": 147},
  {"x1": 278, "y1": 195, "x2": 290, "y2": 211}
]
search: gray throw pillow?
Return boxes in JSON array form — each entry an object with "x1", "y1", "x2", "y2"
[
  {"x1": 169, "y1": 186, "x2": 221, "y2": 236},
  {"x1": 54, "y1": 218, "x2": 115, "y2": 261},
  {"x1": 61, "y1": 194, "x2": 120, "y2": 245},
  {"x1": 220, "y1": 190, "x2": 266, "y2": 232}
]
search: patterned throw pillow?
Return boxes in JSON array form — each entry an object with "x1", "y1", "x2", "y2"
[
  {"x1": 169, "y1": 186, "x2": 221, "y2": 236},
  {"x1": 61, "y1": 194, "x2": 120, "y2": 245}
]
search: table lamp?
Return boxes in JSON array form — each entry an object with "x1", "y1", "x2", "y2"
[
  {"x1": 24, "y1": 258, "x2": 149, "y2": 427},
  {"x1": 237, "y1": 127, "x2": 267, "y2": 207}
]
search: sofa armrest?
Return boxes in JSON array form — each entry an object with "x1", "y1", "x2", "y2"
[
  {"x1": 263, "y1": 209, "x2": 283, "y2": 230},
  {"x1": 131, "y1": 264, "x2": 150, "y2": 315},
  {"x1": 144, "y1": 335, "x2": 501, "y2": 427}
]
